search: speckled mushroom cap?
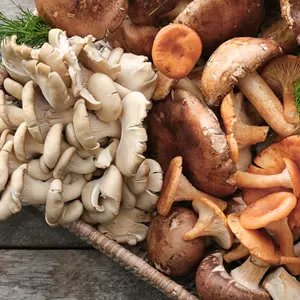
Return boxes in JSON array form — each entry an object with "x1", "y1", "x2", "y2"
[
  {"x1": 148, "y1": 89, "x2": 236, "y2": 197},
  {"x1": 201, "y1": 37, "x2": 282, "y2": 107},
  {"x1": 35, "y1": 0, "x2": 128, "y2": 39},
  {"x1": 281, "y1": 0, "x2": 300, "y2": 44}
]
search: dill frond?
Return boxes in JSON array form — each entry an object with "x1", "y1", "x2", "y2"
[
  {"x1": 0, "y1": 3, "x2": 50, "y2": 48},
  {"x1": 294, "y1": 79, "x2": 300, "y2": 120}
]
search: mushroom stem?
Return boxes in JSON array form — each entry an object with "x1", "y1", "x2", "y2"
[
  {"x1": 224, "y1": 244, "x2": 250, "y2": 263},
  {"x1": 230, "y1": 256, "x2": 270, "y2": 292},
  {"x1": 238, "y1": 71, "x2": 298, "y2": 137},
  {"x1": 282, "y1": 87, "x2": 299, "y2": 124}
]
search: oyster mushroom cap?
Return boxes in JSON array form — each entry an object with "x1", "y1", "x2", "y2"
[
  {"x1": 175, "y1": 0, "x2": 265, "y2": 55},
  {"x1": 0, "y1": 140, "x2": 14, "y2": 192},
  {"x1": 81, "y1": 165, "x2": 122, "y2": 223},
  {"x1": 201, "y1": 37, "x2": 282, "y2": 107},
  {"x1": 3, "y1": 78, "x2": 23, "y2": 100},
  {"x1": 148, "y1": 90, "x2": 236, "y2": 197},
  {"x1": 147, "y1": 207, "x2": 205, "y2": 277},
  {"x1": 115, "y1": 92, "x2": 151, "y2": 177},
  {"x1": 196, "y1": 251, "x2": 271, "y2": 300},
  {"x1": 98, "y1": 206, "x2": 151, "y2": 245},
  {"x1": 262, "y1": 267, "x2": 300, "y2": 300},
  {"x1": 35, "y1": 0, "x2": 128, "y2": 39}
]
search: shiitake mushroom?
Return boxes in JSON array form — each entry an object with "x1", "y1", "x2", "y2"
[{"x1": 147, "y1": 206, "x2": 205, "y2": 277}]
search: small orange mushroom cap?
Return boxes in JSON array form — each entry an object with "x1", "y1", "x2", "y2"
[{"x1": 152, "y1": 24, "x2": 202, "y2": 79}]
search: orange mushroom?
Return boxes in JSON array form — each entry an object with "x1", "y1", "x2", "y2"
[
  {"x1": 288, "y1": 198, "x2": 300, "y2": 233},
  {"x1": 157, "y1": 157, "x2": 227, "y2": 216},
  {"x1": 240, "y1": 192, "x2": 299, "y2": 275},
  {"x1": 223, "y1": 244, "x2": 250, "y2": 263},
  {"x1": 235, "y1": 158, "x2": 300, "y2": 197},
  {"x1": 152, "y1": 24, "x2": 202, "y2": 80}
]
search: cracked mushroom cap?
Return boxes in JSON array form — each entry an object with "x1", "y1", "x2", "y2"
[
  {"x1": 201, "y1": 37, "x2": 282, "y2": 107},
  {"x1": 35, "y1": 0, "x2": 128, "y2": 39},
  {"x1": 148, "y1": 89, "x2": 236, "y2": 197},
  {"x1": 128, "y1": 0, "x2": 179, "y2": 25},
  {"x1": 281, "y1": 0, "x2": 300, "y2": 44},
  {"x1": 261, "y1": 55, "x2": 300, "y2": 124},
  {"x1": 183, "y1": 197, "x2": 234, "y2": 249},
  {"x1": 147, "y1": 207, "x2": 205, "y2": 277},
  {"x1": 196, "y1": 251, "x2": 271, "y2": 300}
]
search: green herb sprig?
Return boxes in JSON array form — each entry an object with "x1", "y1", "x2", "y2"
[
  {"x1": 0, "y1": 3, "x2": 50, "y2": 48},
  {"x1": 149, "y1": 0, "x2": 168, "y2": 17},
  {"x1": 294, "y1": 79, "x2": 300, "y2": 119}
]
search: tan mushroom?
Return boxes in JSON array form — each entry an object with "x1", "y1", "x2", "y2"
[
  {"x1": 81, "y1": 165, "x2": 122, "y2": 224},
  {"x1": 262, "y1": 267, "x2": 300, "y2": 300},
  {"x1": 116, "y1": 53, "x2": 158, "y2": 100},
  {"x1": 221, "y1": 92, "x2": 269, "y2": 168},
  {"x1": 3, "y1": 78, "x2": 23, "y2": 100},
  {"x1": 157, "y1": 157, "x2": 227, "y2": 216},
  {"x1": 0, "y1": 129, "x2": 14, "y2": 149},
  {"x1": 73, "y1": 99, "x2": 121, "y2": 156},
  {"x1": 201, "y1": 37, "x2": 299, "y2": 137},
  {"x1": 183, "y1": 197, "x2": 234, "y2": 249},
  {"x1": 0, "y1": 65, "x2": 8, "y2": 87},
  {"x1": 0, "y1": 141, "x2": 14, "y2": 192},
  {"x1": 115, "y1": 92, "x2": 151, "y2": 177},
  {"x1": 95, "y1": 138, "x2": 119, "y2": 169},
  {"x1": 98, "y1": 206, "x2": 151, "y2": 245},
  {"x1": 22, "y1": 60, "x2": 75, "y2": 110},
  {"x1": 88, "y1": 73, "x2": 122, "y2": 122},
  {"x1": 22, "y1": 81, "x2": 73, "y2": 143}
]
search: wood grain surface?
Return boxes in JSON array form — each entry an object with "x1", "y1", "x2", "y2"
[{"x1": 0, "y1": 1, "x2": 169, "y2": 299}]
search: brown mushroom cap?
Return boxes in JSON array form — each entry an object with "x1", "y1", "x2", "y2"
[
  {"x1": 128, "y1": 0, "x2": 179, "y2": 25},
  {"x1": 201, "y1": 37, "x2": 282, "y2": 107},
  {"x1": 148, "y1": 89, "x2": 236, "y2": 197},
  {"x1": 196, "y1": 251, "x2": 271, "y2": 300},
  {"x1": 175, "y1": 0, "x2": 265, "y2": 56},
  {"x1": 281, "y1": 0, "x2": 300, "y2": 44},
  {"x1": 35, "y1": 0, "x2": 128, "y2": 39},
  {"x1": 147, "y1": 207, "x2": 205, "y2": 277}
]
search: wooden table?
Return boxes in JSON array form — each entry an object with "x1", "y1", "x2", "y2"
[{"x1": 0, "y1": 1, "x2": 168, "y2": 299}]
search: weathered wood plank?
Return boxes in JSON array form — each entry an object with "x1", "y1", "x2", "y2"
[
  {"x1": 0, "y1": 207, "x2": 89, "y2": 248},
  {"x1": 1, "y1": 0, "x2": 35, "y2": 18},
  {"x1": 0, "y1": 250, "x2": 168, "y2": 300}
]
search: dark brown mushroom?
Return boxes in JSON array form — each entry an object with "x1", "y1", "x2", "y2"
[
  {"x1": 147, "y1": 206, "x2": 205, "y2": 277},
  {"x1": 174, "y1": 0, "x2": 265, "y2": 55},
  {"x1": 35, "y1": 0, "x2": 128, "y2": 39},
  {"x1": 128, "y1": 0, "x2": 179, "y2": 25},
  {"x1": 148, "y1": 89, "x2": 236, "y2": 197},
  {"x1": 107, "y1": 17, "x2": 159, "y2": 56}
]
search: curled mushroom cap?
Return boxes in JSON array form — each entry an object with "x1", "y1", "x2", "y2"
[
  {"x1": 107, "y1": 17, "x2": 159, "y2": 56},
  {"x1": 221, "y1": 92, "x2": 269, "y2": 167},
  {"x1": 115, "y1": 92, "x2": 151, "y2": 177},
  {"x1": 3, "y1": 78, "x2": 23, "y2": 101},
  {"x1": 289, "y1": 198, "x2": 300, "y2": 232},
  {"x1": 95, "y1": 138, "x2": 119, "y2": 169},
  {"x1": 157, "y1": 157, "x2": 227, "y2": 216},
  {"x1": 0, "y1": 141, "x2": 14, "y2": 192},
  {"x1": 73, "y1": 99, "x2": 121, "y2": 156},
  {"x1": 98, "y1": 206, "x2": 151, "y2": 245},
  {"x1": 175, "y1": 0, "x2": 265, "y2": 55},
  {"x1": 0, "y1": 65, "x2": 8, "y2": 87},
  {"x1": 262, "y1": 267, "x2": 300, "y2": 300},
  {"x1": 261, "y1": 55, "x2": 300, "y2": 124},
  {"x1": 281, "y1": 0, "x2": 300, "y2": 44},
  {"x1": 147, "y1": 207, "x2": 205, "y2": 277},
  {"x1": 128, "y1": 0, "x2": 179, "y2": 25},
  {"x1": 240, "y1": 191, "x2": 299, "y2": 274},
  {"x1": 35, "y1": 0, "x2": 128, "y2": 39},
  {"x1": 152, "y1": 24, "x2": 202, "y2": 79},
  {"x1": 81, "y1": 165, "x2": 122, "y2": 224},
  {"x1": 148, "y1": 89, "x2": 236, "y2": 197},
  {"x1": 183, "y1": 197, "x2": 234, "y2": 249},
  {"x1": 196, "y1": 252, "x2": 271, "y2": 300},
  {"x1": 22, "y1": 81, "x2": 73, "y2": 143}
]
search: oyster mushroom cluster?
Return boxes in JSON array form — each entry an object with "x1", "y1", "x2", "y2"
[{"x1": 0, "y1": 27, "x2": 163, "y2": 246}]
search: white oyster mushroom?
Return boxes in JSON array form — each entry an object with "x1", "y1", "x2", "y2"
[
  {"x1": 0, "y1": 36, "x2": 31, "y2": 84},
  {"x1": 81, "y1": 165, "x2": 122, "y2": 223},
  {"x1": 116, "y1": 53, "x2": 158, "y2": 100},
  {"x1": 97, "y1": 206, "x2": 151, "y2": 245},
  {"x1": 95, "y1": 138, "x2": 119, "y2": 169},
  {"x1": 22, "y1": 60, "x2": 76, "y2": 110},
  {"x1": 79, "y1": 41, "x2": 123, "y2": 80},
  {"x1": 88, "y1": 73, "x2": 122, "y2": 122},
  {"x1": 115, "y1": 92, "x2": 152, "y2": 177}
]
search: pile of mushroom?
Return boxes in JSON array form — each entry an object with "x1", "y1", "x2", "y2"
[
  {"x1": 1, "y1": 0, "x2": 300, "y2": 299},
  {"x1": 0, "y1": 26, "x2": 163, "y2": 246}
]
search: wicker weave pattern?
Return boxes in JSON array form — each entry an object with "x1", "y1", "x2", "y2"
[{"x1": 60, "y1": 219, "x2": 200, "y2": 300}]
